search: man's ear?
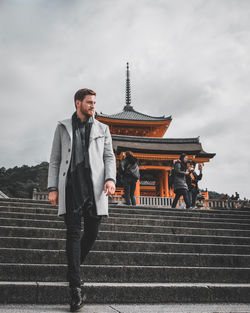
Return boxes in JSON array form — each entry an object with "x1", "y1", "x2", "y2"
[{"x1": 75, "y1": 100, "x2": 80, "y2": 109}]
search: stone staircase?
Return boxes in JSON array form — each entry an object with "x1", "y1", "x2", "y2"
[{"x1": 0, "y1": 197, "x2": 250, "y2": 304}]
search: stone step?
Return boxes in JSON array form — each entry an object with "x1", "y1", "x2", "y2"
[
  {"x1": 1, "y1": 281, "x2": 250, "y2": 304},
  {"x1": 1, "y1": 204, "x2": 250, "y2": 220},
  {"x1": 113, "y1": 204, "x2": 250, "y2": 216},
  {"x1": 0, "y1": 198, "x2": 51, "y2": 205},
  {"x1": 1, "y1": 237, "x2": 250, "y2": 255},
  {"x1": 2, "y1": 205, "x2": 250, "y2": 224},
  {"x1": 0, "y1": 207, "x2": 250, "y2": 229},
  {"x1": 1, "y1": 198, "x2": 249, "y2": 216},
  {"x1": 1, "y1": 263, "x2": 250, "y2": 283},
  {"x1": 1, "y1": 210, "x2": 250, "y2": 231},
  {"x1": 0, "y1": 206, "x2": 57, "y2": 215},
  {"x1": 1, "y1": 217, "x2": 250, "y2": 238},
  {"x1": 109, "y1": 212, "x2": 250, "y2": 224},
  {"x1": 1, "y1": 225, "x2": 250, "y2": 245},
  {"x1": 1, "y1": 247, "x2": 250, "y2": 267},
  {"x1": 0, "y1": 211, "x2": 58, "y2": 220},
  {"x1": 111, "y1": 207, "x2": 250, "y2": 220}
]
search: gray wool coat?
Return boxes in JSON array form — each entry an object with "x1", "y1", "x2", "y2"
[{"x1": 47, "y1": 116, "x2": 116, "y2": 216}]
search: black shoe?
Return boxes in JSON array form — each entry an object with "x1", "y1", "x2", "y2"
[{"x1": 70, "y1": 287, "x2": 85, "y2": 312}]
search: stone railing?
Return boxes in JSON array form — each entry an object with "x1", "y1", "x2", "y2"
[
  {"x1": 110, "y1": 195, "x2": 241, "y2": 209},
  {"x1": 33, "y1": 189, "x2": 243, "y2": 210},
  {"x1": 32, "y1": 189, "x2": 49, "y2": 201},
  {"x1": 204, "y1": 199, "x2": 239, "y2": 209}
]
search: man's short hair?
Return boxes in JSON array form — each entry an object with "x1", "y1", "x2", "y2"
[{"x1": 74, "y1": 88, "x2": 96, "y2": 107}]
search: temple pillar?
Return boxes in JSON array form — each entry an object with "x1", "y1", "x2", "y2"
[
  {"x1": 155, "y1": 174, "x2": 161, "y2": 197},
  {"x1": 160, "y1": 173, "x2": 164, "y2": 197},
  {"x1": 134, "y1": 179, "x2": 140, "y2": 204},
  {"x1": 164, "y1": 170, "x2": 169, "y2": 197}
]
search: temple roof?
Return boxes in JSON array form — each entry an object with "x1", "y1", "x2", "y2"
[
  {"x1": 96, "y1": 108, "x2": 172, "y2": 122},
  {"x1": 112, "y1": 135, "x2": 200, "y2": 144},
  {"x1": 111, "y1": 134, "x2": 215, "y2": 158}
]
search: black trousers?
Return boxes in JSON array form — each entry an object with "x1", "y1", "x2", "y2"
[
  {"x1": 123, "y1": 176, "x2": 137, "y2": 205},
  {"x1": 188, "y1": 190, "x2": 193, "y2": 207},
  {"x1": 172, "y1": 188, "x2": 190, "y2": 208},
  {"x1": 64, "y1": 183, "x2": 102, "y2": 288},
  {"x1": 190, "y1": 189, "x2": 199, "y2": 207}
]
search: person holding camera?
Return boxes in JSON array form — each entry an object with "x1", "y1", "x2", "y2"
[
  {"x1": 171, "y1": 153, "x2": 190, "y2": 209},
  {"x1": 186, "y1": 162, "x2": 203, "y2": 208},
  {"x1": 119, "y1": 151, "x2": 140, "y2": 205}
]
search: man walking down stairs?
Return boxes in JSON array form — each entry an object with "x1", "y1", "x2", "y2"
[{"x1": 47, "y1": 88, "x2": 116, "y2": 312}]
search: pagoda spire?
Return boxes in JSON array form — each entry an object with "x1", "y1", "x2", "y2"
[{"x1": 124, "y1": 62, "x2": 134, "y2": 111}]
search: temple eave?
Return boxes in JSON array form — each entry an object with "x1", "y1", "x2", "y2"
[
  {"x1": 111, "y1": 134, "x2": 200, "y2": 144},
  {"x1": 196, "y1": 151, "x2": 216, "y2": 159},
  {"x1": 111, "y1": 135, "x2": 215, "y2": 160},
  {"x1": 96, "y1": 112, "x2": 172, "y2": 122}
]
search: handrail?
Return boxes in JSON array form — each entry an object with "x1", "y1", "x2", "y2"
[
  {"x1": 109, "y1": 195, "x2": 241, "y2": 209},
  {"x1": 32, "y1": 190, "x2": 242, "y2": 209}
]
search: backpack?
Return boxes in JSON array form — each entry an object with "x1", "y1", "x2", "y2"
[{"x1": 126, "y1": 163, "x2": 140, "y2": 180}]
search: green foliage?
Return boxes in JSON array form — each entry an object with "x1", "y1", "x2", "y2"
[
  {"x1": 200, "y1": 189, "x2": 224, "y2": 200},
  {"x1": 208, "y1": 190, "x2": 223, "y2": 200},
  {"x1": 0, "y1": 162, "x2": 49, "y2": 199}
]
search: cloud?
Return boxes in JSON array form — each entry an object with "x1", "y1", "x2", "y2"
[{"x1": 0, "y1": 0, "x2": 249, "y2": 198}]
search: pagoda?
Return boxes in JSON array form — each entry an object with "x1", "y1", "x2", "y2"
[{"x1": 96, "y1": 63, "x2": 215, "y2": 198}]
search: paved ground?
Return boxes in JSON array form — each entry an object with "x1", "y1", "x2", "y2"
[{"x1": 0, "y1": 304, "x2": 250, "y2": 313}]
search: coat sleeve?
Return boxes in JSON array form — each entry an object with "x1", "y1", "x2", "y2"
[
  {"x1": 47, "y1": 124, "x2": 62, "y2": 190},
  {"x1": 103, "y1": 125, "x2": 116, "y2": 184},
  {"x1": 174, "y1": 162, "x2": 186, "y2": 177},
  {"x1": 194, "y1": 171, "x2": 203, "y2": 182}
]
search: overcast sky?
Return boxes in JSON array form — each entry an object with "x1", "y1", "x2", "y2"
[{"x1": 0, "y1": 0, "x2": 249, "y2": 198}]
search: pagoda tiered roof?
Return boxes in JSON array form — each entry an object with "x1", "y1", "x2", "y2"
[{"x1": 97, "y1": 107, "x2": 172, "y2": 122}]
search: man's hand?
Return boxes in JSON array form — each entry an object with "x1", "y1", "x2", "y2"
[
  {"x1": 49, "y1": 191, "x2": 58, "y2": 206},
  {"x1": 185, "y1": 171, "x2": 190, "y2": 175},
  {"x1": 104, "y1": 180, "x2": 116, "y2": 196}
]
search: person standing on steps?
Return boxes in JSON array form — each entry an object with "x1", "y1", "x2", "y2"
[
  {"x1": 171, "y1": 153, "x2": 190, "y2": 209},
  {"x1": 186, "y1": 160, "x2": 194, "y2": 208},
  {"x1": 119, "y1": 151, "x2": 140, "y2": 205},
  {"x1": 47, "y1": 88, "x2": 116, "y2": 312},
  {"x1": 186, "y1": 162, "x2": 203, "y2": 208}
]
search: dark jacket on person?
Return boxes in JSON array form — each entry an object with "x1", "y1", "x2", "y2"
[
  {"x1": 173, "y1": 161, "x2": 188, "y2": 191},
  {"x1": 186, "y1": 170, "x2": 202, "y2": 191},
  {"x1": 119, "y1": 155, "x2": 140, "y2": 180}
]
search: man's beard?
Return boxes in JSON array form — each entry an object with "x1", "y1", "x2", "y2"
[{"x1": 80, "y1": 105, "x2": 94, "y2": 117}]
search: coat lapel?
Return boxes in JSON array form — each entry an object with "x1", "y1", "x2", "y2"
[
  {"x1": 59, "y1": 118, "x2": 72, "y2": 141},
  {"x1": 89, "y1": 119, "x2": 103, "y2": 142},
  {"x1": 59, "y1": 116, "x2": 102, "y2": 143}
]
